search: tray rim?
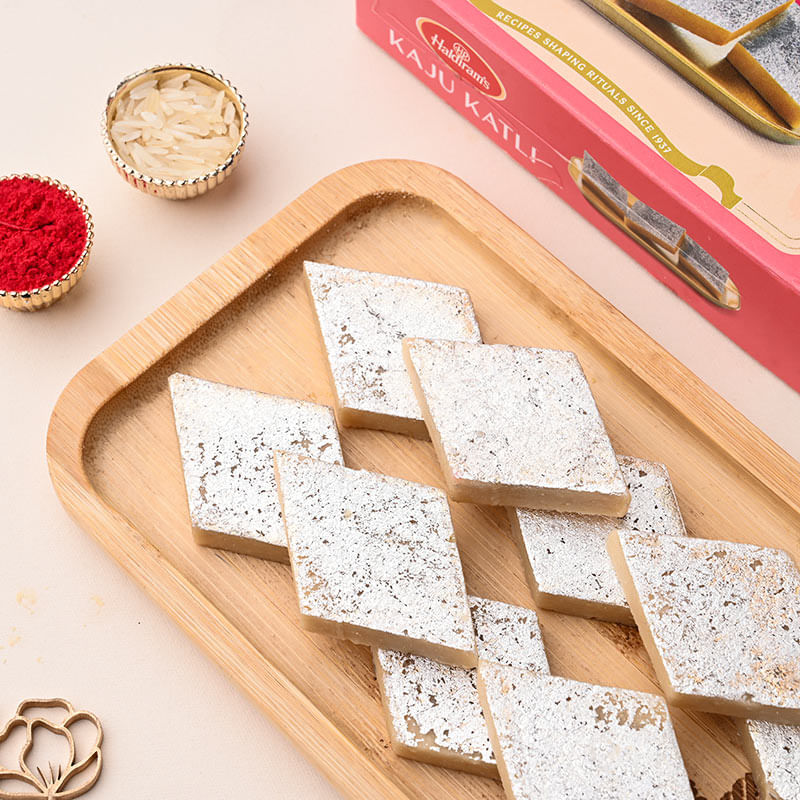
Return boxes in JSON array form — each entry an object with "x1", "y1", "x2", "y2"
[{"x1": 46, "y1": 158, "x2": 800, "y2": 799}]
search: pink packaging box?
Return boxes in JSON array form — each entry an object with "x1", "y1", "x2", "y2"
[{"x1": 357, "y1": 0, "x2": 800, "y2": 392}]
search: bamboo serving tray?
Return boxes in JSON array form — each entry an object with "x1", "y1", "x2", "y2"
[{"x1": 47, "y1": 160, "x2": 800, "y2": 800}]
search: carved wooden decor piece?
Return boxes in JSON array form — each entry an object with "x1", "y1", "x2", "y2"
[{"x1": 0, "y1": 699, "x2": 102, "y2": 799}]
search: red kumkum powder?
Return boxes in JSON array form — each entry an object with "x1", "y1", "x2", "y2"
[{"x1": 0, "y1": 177, "x2": 88, "y2": 293}]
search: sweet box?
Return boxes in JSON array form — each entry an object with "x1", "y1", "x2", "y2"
[{"x1": 356, "y1": 0, "x2": 800, "y2": 392}]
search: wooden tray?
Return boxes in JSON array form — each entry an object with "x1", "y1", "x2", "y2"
[
  {"x1": 580, "y1": 0, "x2": 800, "y2": 145},
  {"x1": 47, "y1": 160, "x2": 800, "y2": 800}
]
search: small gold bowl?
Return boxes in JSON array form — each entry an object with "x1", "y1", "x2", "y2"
[
  {"x1": 0, "y1": 174, "x2": 93, "y2": 312},
  {"x1": 102, "y1": 64, "x2": 248, "y2": 200}
]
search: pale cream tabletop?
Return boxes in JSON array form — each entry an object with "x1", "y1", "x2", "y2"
[{"x1": 1, "y1": 2, "x2": 798, "y2": 798}]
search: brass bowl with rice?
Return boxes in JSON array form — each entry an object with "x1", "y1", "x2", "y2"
[{"x1": 102, "y1": 64, "x2": 248, "y2": 200}]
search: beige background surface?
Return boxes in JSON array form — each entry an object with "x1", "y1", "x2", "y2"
[{"x1": 1, "y1": 1, "x2": 798, "y2": 798}]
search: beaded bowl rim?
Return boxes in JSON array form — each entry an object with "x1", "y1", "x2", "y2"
[
  {"x1": 101, "y1": 63, "x2": 249, "y2": 189},
  {"x1": 0, "y1": 173, "x2": 94, "y2": 299}
]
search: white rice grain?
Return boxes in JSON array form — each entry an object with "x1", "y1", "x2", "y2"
[{"x1": 110, "y1": 72, "x2": 240, "y2": 179}]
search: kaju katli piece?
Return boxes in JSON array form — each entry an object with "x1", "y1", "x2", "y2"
[
  {"x1": 510, "y1": 455, "x2": 685, "y2": 624},
  {"x1": 677, "y1": 235, "x2": 730, "y2": 300},
  {"x1": 169, "y1": 373, "x2": 343, "y2": 562},
  {"x1": 625, "y1": 200, "x2": 686, "y2": 254},
  {"x1": 728, "y1": 3, "x2": 800, "y2": 130},
  {"x1": 403, "y1": 338, "x2": 630, "y2": 515},
  {"x1": 274, "y1": 452, "x2": 476, "y2": 667},
  {"x1": 374, "y1": 596, "x2": 549, "y2": 776},
  {"x1": 737, "y1": 718, "x2": 800, "y2": 800},
  {"x1": 608, "y1": 531, "x2": 800, "y2": 722},
  {"x1": 624, "y1": 0, "x2": 793, "y2": 45},
  {"x1": 304, "y1": 261, "x2": 482, "y2": 437},
  {"x1": 580, "y1": 151, "x2": 629, "y2": 218},
  {"x1": 476, "y1": 662, "x2": 694, "y2": 800}
]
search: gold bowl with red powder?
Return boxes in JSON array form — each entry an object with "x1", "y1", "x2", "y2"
[{"x1": 0, "y1": 174, "x2": 94, "y2": 311}]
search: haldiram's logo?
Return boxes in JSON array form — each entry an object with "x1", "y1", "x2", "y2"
[
  {"x1": 451, "y1": 42, "x2": 470, "y2": 64},
  {"x1": 416, "y1": 17, "x2": 507, "y2": 100}
]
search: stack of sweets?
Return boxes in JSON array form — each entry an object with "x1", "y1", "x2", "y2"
[
  {"x1": 579, "y1": 150, "x2": 733, "y2": 304},
  {"x1": 624, "y1": 0, "x2": 800, "y2": 128},
  {"x1": 167, "y1": 260, "x2": 800, "y2": 799}
]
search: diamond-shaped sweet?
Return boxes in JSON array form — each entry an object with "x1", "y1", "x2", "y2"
[
  {"x1": 169, "y1": 373, "x2": 343, "y2": 561},
  {"x1": 626, "y1": 0, "x2": 792, "y2": 45},
  {"x1": 608, "y1": 531, "x2": 800, "y2": 722},
  {"x1": 729, "y1": 3, "x2": 800, "y2": 130},
  {"x1": 511, "y1": 456, "x2": 685, "y2": 624},
  {"x1": 477, "y1": 663, "x2": 694, "y2": 800},
  {"x1": 403, "y1": 338, "x2": 629, "y2": 515},
  {"x1": 374, "y1": 596, "x2": 548, "y2": 776},
  {"x1": 304, "y1": 261, "x2": 481, "y2": 437},
  {"x1": 274, "y1": 452, "x2": 475, "y2": 666},
  {"x1": 738, "y1": 718, "x2": 800, "y2": 800}
]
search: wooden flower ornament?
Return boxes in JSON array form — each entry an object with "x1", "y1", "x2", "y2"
[{"x1": 0, "y1": 699, "x2": 102, "y2": 799}]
